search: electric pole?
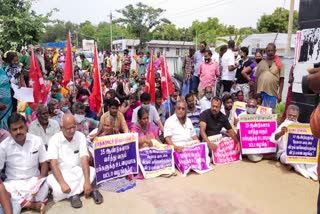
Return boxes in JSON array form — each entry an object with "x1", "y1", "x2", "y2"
[
  {"x1": 286, "y1": 0, "x2": 295, "y2": 57},
  {"x1": 110, "y1": 11, "x2": 113, "y2": 51}
]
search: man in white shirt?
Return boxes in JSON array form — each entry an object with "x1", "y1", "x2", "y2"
[
  {"x1": 200, "y1": 86, "x2": 213, "y2": 113},
  {"x1": 164, "y1": 100, "x2": 199, "y2": 152},
  {"x1": 191, "y1": 41, "x2": 206, "y2": 93},
  {"x1": 47, "y1": 114, "x2": 103, "y2": 208},
  {"x1": 110, "y1": 50, "x2": 118, "y2": 73},
  {"x1": 209, "y1": 42, "x2": 220, "y2": 64},
  {"x1": 29, "y1": 105, "x2": 60, "y2": 148},
  {"x1": 0, "y1": 113, "x2": 48, "y2": 213},
  {"x1": 221, "y1": 40, "x2": 239, "y2": 93},
  {"x1": 270, "y1": 105, "x2": 317, "y2": 180}
]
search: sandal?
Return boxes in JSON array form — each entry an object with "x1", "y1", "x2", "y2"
[
  {"x1": 91, "y1": 190, "x2": 104, "y2": 204},
  {"x1": 70, "y1": 194, "x2": 82, "y2": 208}
]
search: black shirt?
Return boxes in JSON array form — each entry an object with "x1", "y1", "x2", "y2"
[
  {"x1": 236, "y1": 58, "x2": 254, "y2": 84},
  {"x1": 200, "y1": 109, "x2": 232, "y2": 136}
]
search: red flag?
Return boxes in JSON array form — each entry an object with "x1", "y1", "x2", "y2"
[
  {"x1": 144, "y1": 53, "x2": 155, "y2": 103},
  {"x1": 161, "y1": 55, "x2": 175, "y2": 101},
  {"x1": 29, "y1": 53, "x2": 48, "y2": 106},
  {"x1": 63, "y1": 32, "x2": 73, "y2": 87},
  {"x1": 89, "y1": 44, "x2": 102, "y2": 114}
]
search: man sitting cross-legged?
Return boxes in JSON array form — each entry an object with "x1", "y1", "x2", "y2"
[
  {"x1": 0, "y1": 113, "x2": 48, "y2": 213},
  {"x1": 47, "y1": 114, "x2": 103, "y2": 208}
]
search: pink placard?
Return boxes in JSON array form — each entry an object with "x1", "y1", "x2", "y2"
[
  {"x1": 212, "y1": 138, "x2": 241, "y2": 165},
  {"x1": 239, "y1": 114, "x2": 277, "y2": 154}
]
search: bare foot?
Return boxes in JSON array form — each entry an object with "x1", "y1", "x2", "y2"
[{"x1": 25, "y1": 201, "x2": 46, "y2": 213}]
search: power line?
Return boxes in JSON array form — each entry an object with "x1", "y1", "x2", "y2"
[
  {"x1": 169, "y1": 0, "x2": 233, "y2": 19},
  {"x1": 166, "y1": 0, "x2": 224, "y2": 18}
]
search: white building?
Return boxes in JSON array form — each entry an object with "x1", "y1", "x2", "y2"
[
  {"x1": 146, "y1": 40, "x2": 195, "y2": 74},
  {"x1": 241, "y1": 33, "x2": 296, "y2": 57}
]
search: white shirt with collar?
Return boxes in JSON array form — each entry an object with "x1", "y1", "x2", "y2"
[
  {"x1": 28, "y1": 119, "x2": 60, "y2": 146},
  {"x1": 47, "y1": 131, "x2": 89, "y2": 171},
  {"x1": 221, "y1": 49, "x2": 236, "y2": 81},
  {"x1": 200, "y1": 96, "x2": 211, "y2": 113},
  {"x1": 164, "y1": 114, "x2": 196, "y2": 147},
  {"x1": 0, "y1": 133, "x2": 47, "y2": 180}
]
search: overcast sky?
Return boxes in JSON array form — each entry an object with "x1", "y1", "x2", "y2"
[{"x1": 32, "y1": 0, "x2": 300, "y2": 28}]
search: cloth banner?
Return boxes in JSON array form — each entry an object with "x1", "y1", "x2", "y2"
[
  {"x1": 286, "y1": 124, "x2": 320, "y2": 164},
  {"x1": 138, "y1": 140, "x2": 174, "y2": 179},
  {"x1": 173, "y1": 141, "x2": 212, "y2": 176},
  {"x1": 239, "y1": 114, "x2": 277, "y2": 154},
  {"x1": 209, "y1": 134, "x2": 242, "y2": 165},
  {"x1": 94, "y1": 133, "x2": 139, "y2": 184}
]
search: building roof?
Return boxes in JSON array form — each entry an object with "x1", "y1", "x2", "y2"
[
  {"x1": 147, "y1": 40, "x2": 194, "y2": 46},
  {"x1": 112, "y1": 39, "x2": 140, "y2": 46}
]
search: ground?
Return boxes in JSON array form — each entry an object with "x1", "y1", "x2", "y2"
[{"x1": 26, "y1": 159, "x2": 318, "y2": 214}]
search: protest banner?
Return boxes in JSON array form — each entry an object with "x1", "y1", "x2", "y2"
[
  {"x1": 93, "y1": 133, "x2": 139, "y2": 184},
  {"x1": 231, "y1": 101, "x2": 272, "y2": 130},
  {"x1": 138, "y1": 140, "x2": 175, "y2": 179},
  {"x1": 173, "y1": 141, "x2": 212, "y2": 176},
  {"x1": 239, "y1": 114, "x2": 277, "y2": 154},
  {"x1": 231, "y1": 101, "x2": 246, "y2": 129},
  {"x1": 208, "y1": 134, "x2": 241, "y2": 165},
  {"x1": 286, "y1": 124, "x2": 320, "y2": 164},
  {"x1": 257, "y1": 106, "x2": 272, "y2": 114}
]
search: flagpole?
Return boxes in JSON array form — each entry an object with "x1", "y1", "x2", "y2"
[
  {"x1": 164, "y1": 51, "x2": 171, "y2": 117},
  {"x1": 69, "y1": 32, "x2": 75, "y2": 93},
  {"x1": 95, "y1": 42, "x2": 104, "y2": 114}
]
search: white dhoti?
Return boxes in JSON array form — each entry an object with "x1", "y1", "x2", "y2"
[
  {"x1": 47, "y1": 166, "x2": 96, "y2": 202},
  {"x1": 279, "y1": 152, "x2": 318, "y2": 180},
  {"x1": 4, "y1": 177, "x2": 49, "y2": 208}
]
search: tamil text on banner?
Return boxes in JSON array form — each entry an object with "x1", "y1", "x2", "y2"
[
  {"x1": 173, "y1": 141, "x2": 212, "y2": 176},
  {"x1": 93, "y1": 133, "x2": 139, "y2": 184},
  {"x1": 209, "y1": 134, "x2": 242, "y2": 165},
  {"x1": 285, "y1": 124, "x2": 320, "y2": 164},
  {"x1": 239, "y1": 114, "x2": 277, "y2": 154},
  {"x1": 138, "y1": 140, "x2": 174, "y2": 179}
]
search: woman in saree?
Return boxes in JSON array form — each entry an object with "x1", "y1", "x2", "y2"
[
  {"x1": 0, "y1": 68, "x2": 12, "y2": 130},
  {"x1": 130, "y1": 107, "x2": 160, "y2": 148}
]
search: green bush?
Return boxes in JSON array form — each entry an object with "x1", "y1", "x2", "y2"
[{"x1": 275, "y1": 102, "x2": 285, "y2": 118}]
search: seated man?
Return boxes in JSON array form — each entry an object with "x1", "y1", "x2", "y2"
[
  {"x1": 163, "y1": 90, "x2": 179, "y2": 120},
  {"x1": 185, "y1": 93, "x2": 201, "y2": 136},
  {"x1": 29, "y1": 105, "x2": 60, "y2": 147},
  {"x1": 270, "y1": 104, "x2": 317, "y2": 180},
  {"x1": 100, "y1": 99, "x2": 128, "y2": 133},
  {"x1": 200, "y1": 97, "x2": 240, "y2": 152},
  {"x1": 199, "y1": 86, "x2": 213, "y2": 113},
  {"x1": 72, "y1": 102, "x2": 99, "y2": 136},
  {"x1": 236, "y1": 98, "x2": 274, "y2": 162},
  {"x1": 132, "y1": 92, "x2": 164, "y2": 132},
  {"x1": 164, "y1": 100, "x2": 199, "y2": 152},
  {"x1": 0, "y1": 177, "x2": 21, "y2": 214},
  {"x1": 0, "y1": 113, "x2": 48, "y2": 213},
  {"x1": 47, "y1": 114, "x2": 103, "y2": 208}
]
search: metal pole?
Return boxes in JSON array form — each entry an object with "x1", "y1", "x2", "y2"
[
  {"x1": 110, "y1": 11, "x2": 113, "y2": 51},
  {"x1": 286, "y1": 0, "x2": 295, "y2": 57}
]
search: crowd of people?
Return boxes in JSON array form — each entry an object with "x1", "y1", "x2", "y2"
[{"x1": 0, "y1": 39, "x2": 314, "y2": 214}]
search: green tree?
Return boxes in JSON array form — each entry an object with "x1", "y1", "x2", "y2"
[
  {"x1": 257, "y1": 7, "x2": 298, "y2": 33},
  {"x1": 40, "y1": 21, "x2": 80, "y2": 43},
  {"x1": 0, "y1": 0, "x2": 54, "y2": 50},
  {"x1": 115, "y1": 2, "x2": 171, "y2": 48}
]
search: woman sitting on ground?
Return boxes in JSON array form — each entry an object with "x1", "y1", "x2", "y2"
[{"x1": 130, "y1": 107, "x2": 160, "y2": 148}]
